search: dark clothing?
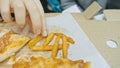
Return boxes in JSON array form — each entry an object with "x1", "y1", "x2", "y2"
[
  {"x1": 60, "y1": 0, "x2": 107, "y2": 11},
  {"x1": 40, "y1": 0, "x2": 53, "y2": 13},
  {"x1": 40, "y1": 0, "x2": 62, "y2": 13},
  {"x1": 107, "y1": 0, "x2": 120, "y2": 9}
]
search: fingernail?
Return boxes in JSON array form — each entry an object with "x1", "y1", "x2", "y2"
[{"x1": 42, "y1": 31, "x2": 47, "y2": 37}]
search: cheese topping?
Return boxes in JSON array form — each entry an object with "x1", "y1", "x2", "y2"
[
  {"x1": 12, "y1": 56, "x2": 91, "y2": 68},
  {"x1": 0, "y1": 29, "x2": 30, "y2": 54},
  {"x1": 0, "y1": 32, "x2": 12, "y2": 53}
]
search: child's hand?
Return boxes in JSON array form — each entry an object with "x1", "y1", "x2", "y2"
[{"x1": 0, "y1": 0, "x2": 47, "y2": 36}]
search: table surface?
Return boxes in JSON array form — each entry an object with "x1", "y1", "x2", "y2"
[{"x1": 45, "y1": 13, "x2": 120, "y2": 68}]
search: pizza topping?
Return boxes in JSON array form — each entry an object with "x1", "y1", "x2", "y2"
[
  {"x1": 12, "y1": 56, "x2": 91, "y2": 68},
  {"x1": 0, "y1": 32, "x2": 12, "y2": 53}
]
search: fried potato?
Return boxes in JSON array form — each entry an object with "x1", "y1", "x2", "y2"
[
  {"x1": 42, "y1": 32, "x2": 54, "y2": 47},
  {"x1": 28, "y1": 32, "x2": 75, "y2": 58},
  {"x1": 83, "y1": 62, "x2": 91, "y2": 68},
  {"x1": 67, "y1": 36, "x2": 75, "y2": 44},
  {"x1": 51, "y1": 36, "x2": 60, "y2": 58},
  {"x1": 0, "y1": 29, "x2": 30, "y2": 62},
  {"x1": 62, "y1": 35, "x2": 69, "y2": 58},
  {"x1": 27, "y1": 35, "x2": 43, "y2": 48},
  {"x1": 30, "y1": 45, "x2": 62, "y2": 51},
  {"x1": 55, "y1": 33, "x2": 75, "y2": 44}
]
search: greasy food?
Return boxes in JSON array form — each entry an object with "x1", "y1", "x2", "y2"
[
  {"x1": 0, "y1": 29, "x2": 30, "y2": 62},
  {"x1": 28, "y1": 33, "x2": 75, "y2": 58},
  {"x1": 12, "y1": 56, "x2": 91, "y2": 68}
]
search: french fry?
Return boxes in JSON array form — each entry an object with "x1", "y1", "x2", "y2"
[
  {"x1": 62, "y1": 35, "x2": 69, "y2": 58},
  {"x1": 44, "y1": 45, "x2": 62, "y2": 51},
  {"x1": 27, "y1": 35, "x2": 43, "y2": 48},
  {"x1": 51, "y1": 36, "x2": 60, "y2": 58},
  {"x1": 28, "y1": 33, "x2": 63, "y2": 51},
  {"x1": 83, "y1": 62, "x2": 91, "y2": 68},
  {"x1": 28, "y1": 32, "x2": 75, "y2": 59},
  {"x1": 55, "y1": 33, "x2": 75, "y2": 44},
  {"x1": 55, "y1": 33, "x2": 64, "y2": 37},
  {"x1": 30, "y1": 45, "x2": 62, "y2": 51},
  {"x1": 30, "y1": 46, "x2": 43, "y2": 51},
  {"x1": 42, "y1": 32, "x2": 54, "y2": 47},
  {"x1": 67, "y1": 36, "x2": 75, "y2": 44}
]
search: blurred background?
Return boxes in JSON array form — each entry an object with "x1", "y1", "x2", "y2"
[{"x1": 40, "y1": 0, "x2": 120, "y2": 13}]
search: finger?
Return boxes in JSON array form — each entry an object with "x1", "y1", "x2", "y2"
[
  {"x1": 23, "y1": 0, "x2": 42, "y2": 34},
  {"x1": 13, "y1": 0, "x2": 26, "y2": 28},
  {"x1": 0, "y1": 1, "x2": 2, "y2": 21},
  {"x1": 21, "y1": 23, "x2": 30, "y2": 35},
  {"x1": 26, "y1": 15, "x2": 33, "y2": 32},
  {"x1": 9, "y1": 0, "x2": 14, "y2": 13},
  {"x1": 0, "y1": 0, "x2": 1, "y2": 13},
  {"x1": 34, "y1": 0, "x2": 48, "y2": 36},
  {"x1": 10, "y1": 0, "x2": 13, "y2": 8},
  {"x1": 0, "y1": 0, "x2": 12, "y2": 22}
]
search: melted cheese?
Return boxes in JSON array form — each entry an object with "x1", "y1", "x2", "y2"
[
  {"x1": 12, "y1": 56, "x2": 91, "y2": 68},
  {"x1": 0, "y1": 29, "x2": 30, "y2": 54},
  {"x1": 0, "y1": 31, "x2": 12, "y2": 53}
]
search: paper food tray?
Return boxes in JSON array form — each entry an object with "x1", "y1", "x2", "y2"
[{"x1": 46, "y1": 13, "x2": 110, "y2": 68}]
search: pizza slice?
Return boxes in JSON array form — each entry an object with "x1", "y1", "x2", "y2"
[
  {"x1": 12, "y1": 56, "x2": 91, "y2": 68},
  {"x1": 0, "y1": 29, "x2": 30, "y2": 62}
]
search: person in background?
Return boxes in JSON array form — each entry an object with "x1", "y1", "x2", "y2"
[
  {"x1": 107, "y1": 0, "x2": 120, "y2": 9},
  {"x1": 60, "y1": 0, "x2": 107, "y2": 13},
  {"x1": 40, "y1": 0, "x2": 53, "y2": 13},
  {"x1": 0, "y1": 0, "x2": 47, "y2": 36},
  {"x1": 40, "y1": 0, "x2": 62, "y2": 12}
]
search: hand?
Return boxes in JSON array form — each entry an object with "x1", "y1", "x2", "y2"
[{"x1": 0, "y1": 0, "x2": 47, "y2": 36}]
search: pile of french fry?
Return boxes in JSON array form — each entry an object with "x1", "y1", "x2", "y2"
[{"x1": 28, "y1": 32, "x2": 75, "y2": 58}]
